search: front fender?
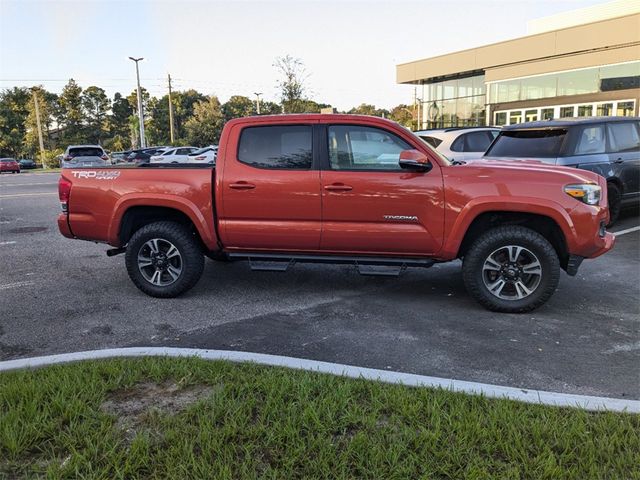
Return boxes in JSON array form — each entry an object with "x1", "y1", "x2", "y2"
[
  {"x1": 108, "y1": 194, "x2": 218, "y2": 250},
  {"x1": 439, "y1": 196, "x2": 576, "y2": 258}
]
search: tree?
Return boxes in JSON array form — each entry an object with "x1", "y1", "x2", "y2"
[
  {"x1": 0, "y1": 87, "x2": 31, "y2": 157},
  {"x1": 173, "y1": 89, "x2": 207, "y2": 139},
  {"x1": 223, "y1": 95, "x2": 254, "y2": 121},
  {"x1": 58, "y1": 79, "x2": 84, "y2": 144},
  {"x1": 389, "y1": 104, "x2": 414, "y2": 128},
  {"x1": 82, "y1": 86, "x2": 110, "y2": 144},
  {"x1": 348, "y1": 103, "x2": 389, "y2": 117},
  {"x1": 184, "y1": 96, "x2": 224, "y2": 146},
  {"x1": 108, "y1": 92, "x2": 133, "y2": 141},
  {"x1": 274, "y1": 55, "x2": 308, "y2": 114},
  {"x1": 258, "y1": 100, "x2": 282, "y2": 115}
]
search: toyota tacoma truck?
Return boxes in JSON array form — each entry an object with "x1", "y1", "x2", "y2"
[{"x1": 57, "y1": 114, "x2": 615, "y2": 312}]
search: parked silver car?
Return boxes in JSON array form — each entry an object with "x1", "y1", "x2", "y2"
[{"x1": 62, "y1": 145, "x2": 109, "y2": 168}]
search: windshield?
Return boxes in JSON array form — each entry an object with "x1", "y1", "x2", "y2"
[
  {"x1": 190, "y1": 147, "x2": 212, "y2": 155},
  {"x1": 485, "y1": 129, "x2": 567, "y2": 158}
]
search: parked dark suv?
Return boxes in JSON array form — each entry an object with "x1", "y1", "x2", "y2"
[{"x1": 484, "y1": 117, "x2": 640, "y2": 224}]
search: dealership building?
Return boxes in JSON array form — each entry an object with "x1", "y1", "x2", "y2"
[{"x1": 396, "y1": 2, "x2": 640, "y2": 129}]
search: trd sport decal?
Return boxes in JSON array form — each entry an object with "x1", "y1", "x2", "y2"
[{"x1": 71, "y1": 171, "x2": 121, "y2": 180}]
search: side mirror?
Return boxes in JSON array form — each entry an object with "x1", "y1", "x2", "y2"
[{"x1": 399, "y1": 149, "x2": 432, "y2": 172}]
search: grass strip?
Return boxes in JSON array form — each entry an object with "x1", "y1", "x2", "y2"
[{"x1": 1, "y1": 357, "x2": 638, "y2": 479}]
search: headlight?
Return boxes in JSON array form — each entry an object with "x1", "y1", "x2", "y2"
[{"x1": 564, "y1": 184, "x2": 601, "y2": 205}]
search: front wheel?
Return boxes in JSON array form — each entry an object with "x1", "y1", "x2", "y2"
[
  {"x1": 462, "y1": 226, "x2": 560, "y2": 313},
  {"x1": 125, "y1": 221, "x2": 204, "y2": 298}
]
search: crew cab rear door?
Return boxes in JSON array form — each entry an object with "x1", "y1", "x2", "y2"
[
  {"x1": 218, "y1": 122, "x2": 322, "y2": 250},
  {"x1": 319, "y1": 123, "x2": 444, "y2": 255}
]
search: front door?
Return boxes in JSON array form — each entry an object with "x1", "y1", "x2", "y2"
[
  {"x1": 320, "y1": 124, "x2": 444, "y2": 255},
  {"x1": 219, "y1": 123, "x2": 322, "y2": 251},
  {"x1": 607, "y1": 120, "x2": 640, "y2": 200}
]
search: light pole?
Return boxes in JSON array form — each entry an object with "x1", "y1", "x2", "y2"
[
  {"x1": 254, "y1": 92, "x2": 262, "y2": 115},
  {"x1": 129, "y1": 57, "x2": 146, "y2": 148}
]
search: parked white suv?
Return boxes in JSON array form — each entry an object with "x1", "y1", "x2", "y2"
[
  {"x1": 415, "y1": 127, "x2": 500, "y2": 162},
  {"x1": 62, "y1": 145, "x2": 109, "y2": 168},
  {"x1": 186, "y1": 145, "x2": 218, "y2": 165},
  {"x1": 150, "y1": 147, "x2": 199, "y2": 164}
]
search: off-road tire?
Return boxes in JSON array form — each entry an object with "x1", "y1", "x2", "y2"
[
  {"x1": 125, "y1": 221, "x2": 204, "y2": 298},
  {"x1": 606, "y1": 182, "x2": 621, "y2": 227},
  {"x1": 462, "y1": 226, "x2": 560, "y2": 313}
]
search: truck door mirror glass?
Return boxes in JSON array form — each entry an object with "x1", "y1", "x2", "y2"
[{"x1": 399, "y1": 149, "x2": 432, "y2": 172}]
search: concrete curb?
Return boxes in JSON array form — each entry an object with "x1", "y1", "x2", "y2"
[{"x1": 0, "y1": 347, "x2": 638, "y2": 413}]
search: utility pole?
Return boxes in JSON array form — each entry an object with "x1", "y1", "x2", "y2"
[
  {"x1": 31, "y1": 89, "x2": 45, "y2": 169},
  {"x1": 129, "y1": 57, "x2": 146, "y2": 148},
  {"x1": 168, "y1": 73, "x2": 175, "y2": 143},
  {"x1": 254, "y1": 92, "x2": 262, "y2": 115}
]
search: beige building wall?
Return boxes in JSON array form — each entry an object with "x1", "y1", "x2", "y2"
[{"x1": 396, "y1": 13, "x2": 640, "y2": 85}]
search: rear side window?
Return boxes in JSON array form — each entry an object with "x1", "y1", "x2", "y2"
[
  {"x1": 465, "y1": 131, "x2": 496, "y2": 152},
  {"x1": 486, "y1": 129, "x2": 567, "y2": 158},
  {"x1": 68, "y1": 147, "x2": 103, "y2": 157},
  {"x1": 607, "y1": 121, "x2": 640, "y2": 153},
  {"x1": 238, "y1": 125, "x2": 312, "y2": 169},
  {"x1": 574, "y1": 125, "x2": 606, "y2": 155},
  {"x1": 419, "y1": 135, "x2": 443, "y2": 148}
]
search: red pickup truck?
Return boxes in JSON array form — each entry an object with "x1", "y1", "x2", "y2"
[{"x1": 58, "y1": 114, "x2": 614, "y2": 312}]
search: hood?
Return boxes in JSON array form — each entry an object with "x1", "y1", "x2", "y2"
[{"x1": 465, "y1": 158, "x2": 601, "y2": 185}]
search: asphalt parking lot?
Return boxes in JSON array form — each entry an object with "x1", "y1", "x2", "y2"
[{"x1": 1, "y1": 171, "x2": 639, "y2": 399}]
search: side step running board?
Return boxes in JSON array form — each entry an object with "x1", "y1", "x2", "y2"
[
  {"x1": 248, "y1": 259, "x2": 293, "y2": 272},
  {"x1": 231, "y1": 252, "x2": 436, "y2": 275}
]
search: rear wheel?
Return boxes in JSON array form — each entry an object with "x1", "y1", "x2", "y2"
[
  {"x1": 462, "y1": 226, "x2": 560, "y2": 313},
  {"x1": 125, "y1": 221, "x2": 204, "y2": 298},
  {"x1": 606, "y1": 182, "x2": 621, "y2": 227}
]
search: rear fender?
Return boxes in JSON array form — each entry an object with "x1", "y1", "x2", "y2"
[{"x1": 109, "y1": 194, "x2": 218, "y2": 250}]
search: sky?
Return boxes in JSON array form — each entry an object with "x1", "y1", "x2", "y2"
[{"x1": 0, "y1": 0, "x2": 611, "y2": 110}]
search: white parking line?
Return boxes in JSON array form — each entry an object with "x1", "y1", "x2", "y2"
[
  {"x1": 0, "y1": 347, "x2": 638, "y2": 413},
  {"x1": 0, "y1": 280, "x2": 34, "y2": 290},
  {"x1": 612, "y1": 226, "x2": 640, "y2": 236},
  {"x1": 0, "y1": 192, "x2": 57, "y2": 198},
  {"x1": 0, "y1": 241, "x2": 17, "y2": 246},
  {"x1": 0, "y1": 182, "x2": 57, "y2": 187}
]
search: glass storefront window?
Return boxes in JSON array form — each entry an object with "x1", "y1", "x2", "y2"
[
  {"x1": 600, "y1": 62, "x2": 640, "y2": 91},
  {"x1": 488, "y1": 62, "x2": 640, "y2": 106},
  {"x1": 421, "y1": 75, "x2": 486, "y2": 129},
  {"x1": 560, "y1": 106, "x2": 575, "y2": 118},
  {"x1": 495, "y1": 112, "x2": 507, "y2": 126},
  {"x1": 457, "y1": 77, "x2": 474, "y2": 98},
  {"x1": 442, "y1": 99, "x2": 457, "y2": 127},
  {"x1": 525, "y1": 110, "x2": 538, "y2": 122},
  {"x1": 557, "y1": 70, "x2": 599, "y2": 96},
  {"x1": 596, "y1": 103, "x2": 614, "y2": 116},
  {"x1": 521, "y1": 74, "x2": 556, "y2": 100},
  {"x1": 472, "y1": 75, "x2": 486, "y2": 96},
  {"x1": 541, "y1": 108, "x2": 554, "y2": 120},
  {"x1": 577, "y1": 105, "x2": 593, "y2": 116},
  {"x1": 617, "y1": 101, "x2": 635, "y2": 116},
  {"x1": 509, "y1": 111, "x2": 522, "y2": 125},
  {"x1": 442, "y1": 80, "x2": 457, "y2": 100}
]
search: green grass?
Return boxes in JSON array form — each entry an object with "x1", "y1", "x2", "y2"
[{"x1": 1, "y1": 357, "x2": 638, "y2": 479}]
